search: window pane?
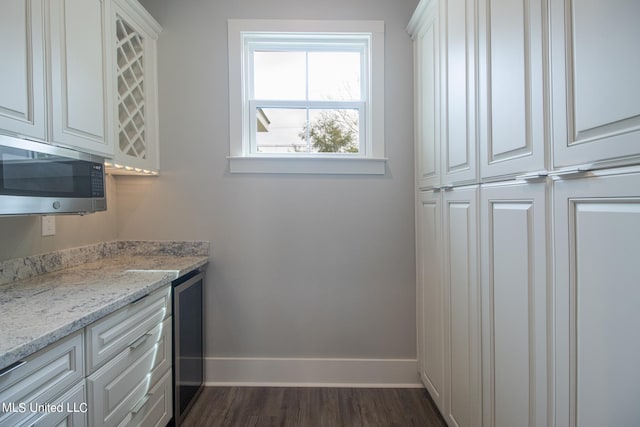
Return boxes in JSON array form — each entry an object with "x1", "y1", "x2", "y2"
[
  {"x1": 255, "y1": 108, "x2": 360, "y2": 154},
  {"x1": 256, "y1": 108, "x2": 308, "y2": 153},
  {"x1": 253, "y1": 51, "x2": 306, "y2": 100},
  {"x1": 308, "y1": 52, "x2": 361, "y2": 101},
  {"x1": 307, "y1": 109, "x2": 360, "y2": 153}
]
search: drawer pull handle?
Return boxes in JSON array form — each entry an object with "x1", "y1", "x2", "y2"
[
  {"x1": 0, "y1": 360, "x2": 26, "y2": 377},
  {"x1": 129, "y1": 334, "x2": 151, "y2": 350},
  {"x1": 131, "y1": 394, "x2": 151, "y2": 414},
  {"x1": 548, "y1": 165, "x2": 592, "y2": 178},
  {"x1": 516, "y1": 171, "x2": 548, "y2": 181}
]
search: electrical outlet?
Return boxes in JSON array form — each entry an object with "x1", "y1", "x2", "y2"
[{"x1": 42, "y1": 216, "x2": 56, "y2": 236}]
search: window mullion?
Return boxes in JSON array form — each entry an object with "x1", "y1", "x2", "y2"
[{"x1": 251, "y1": 100, "x2": 364, "y2": 109}]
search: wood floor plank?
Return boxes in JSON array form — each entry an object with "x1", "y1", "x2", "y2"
[{"x1": 180, "y1": 387, "x2": 447, "y2": 427}]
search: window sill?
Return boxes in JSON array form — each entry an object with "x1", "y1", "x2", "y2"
[{"x1": 228, "y1": 156, "x2": 387, "y2": 175}]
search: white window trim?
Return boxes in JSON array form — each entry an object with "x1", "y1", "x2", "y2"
[{"x1": 227, "y1": 19, "x2": 386, "y2": 175}]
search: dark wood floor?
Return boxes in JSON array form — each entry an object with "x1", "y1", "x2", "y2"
[{"x1": 181, "y1": 387, "x2": 447, "y2": 427}]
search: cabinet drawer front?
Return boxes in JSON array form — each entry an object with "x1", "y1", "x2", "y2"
[
  {"x1": 148, "y1": 317, "x2": 172, "y2": 390},
  {"x1": 119, "y1": 370, "x2": 172, "y2": 427},
  {"x1": 86, "y1": 286, "x2": 170, "y2": 374},
  {"x1": 87, "y1": 321, "x2": 164, "y2": 427},
  {"x1": 24, "y1": 381, "x2": 87, "y2": 427},
  {"x1": 0, "y1": 331, "x2": 84, "y2": 426}
]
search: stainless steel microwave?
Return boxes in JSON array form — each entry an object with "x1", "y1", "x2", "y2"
[{"x1": 0, "y1": 135, "x2": 106, "y2": 216}]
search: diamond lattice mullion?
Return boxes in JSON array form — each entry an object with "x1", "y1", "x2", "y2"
[{"x1": 116, "y1": 16, "x2": 148, "y2": 162}]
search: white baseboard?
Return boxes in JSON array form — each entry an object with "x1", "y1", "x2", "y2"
[{"x1": 205, "y1": 357, "x2": 421, "y2": 388}]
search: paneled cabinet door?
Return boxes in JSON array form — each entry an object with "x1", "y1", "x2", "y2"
[
  {"x1": 553, "y1": 171, "x2": 640, "y2": 427},
  {"x1": 0, "y1": 0, "x2": 46, "y2": 141},
  {"x1": 441, "y1": 0, "x2": 477, "y2": 186},
  {"x1": 111, "y1": 0, "x2": 161, "y2": 172},
  {"x1": 442, "y1": 185, "x2": 481, "y2": 427},
  {"x1": 416, "y1": 190, "x2": 445, "y2": 412},
  {"x1": 480, "y1": 181, "x2": 548, "y2": 427},
  {"x1": 478, "y1": 0, "x2": 545, "y2": 179},
  {"x1": 410, "y1": 0, "x2": 441, "y2": 190},
  {"x1": 550, "y1": 0, "x2": 640, "y2": 169},
  {"x1": 49, "y1": 0, "x2": 113, "y2": 157}
]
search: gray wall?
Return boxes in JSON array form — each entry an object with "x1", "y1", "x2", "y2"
[
  {"x1": 0, "y1": 175, "x2": 118, "y2": 261},
  {"x1": 121, "y1": 0, "x2": 419, "y2": 360}
]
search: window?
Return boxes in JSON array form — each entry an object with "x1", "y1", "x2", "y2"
[{"x1": 228, "y1": 20, "x2": 386, "y2": 174}]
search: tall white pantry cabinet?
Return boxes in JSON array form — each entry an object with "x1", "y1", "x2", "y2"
[{"x1": 408, "y1": 1, "x2": 640, "y2": 427}]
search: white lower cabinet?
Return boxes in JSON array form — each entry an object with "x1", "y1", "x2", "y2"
[
  {"x1": 120, "y1": 370, "x2": 172, "y2": 427},
  {"x1": 553, "y1": 171, "x2": 640, "y2": 427},
  {"x1": 25, "y1": 382, "x2": 88, "y2": 427},
  {"x1": 416, "y1": 190, "x2": 445, "y2": 412},
  {"x1": 87, "y1": 317, "x2": 172, "y2": 427},
  {"x1": 0, "y1": 285, "x2": 174, "y2": 427},
  {"x1": 442, "y1": 186, "x2": 481, "y2": 427},
  {"x1": 480, "y1": 181, "x2": 548, "y2": 427},
  {"x1": 417, "y1": 186, "x2": 481, "y2": 427},
  {"x1": 0, "y1": 331, "x2": 84, "y2": 427},
  {"x1": 418, "y1": 182, "x2": 551, "y2": 427},
  {"x1": 86, "y1": 286, "x2": 172, "y2": 427}
]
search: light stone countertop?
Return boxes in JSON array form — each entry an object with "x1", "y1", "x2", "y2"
[{"x1": 0, "y1": 245, "x2": 208, "y2": 371}]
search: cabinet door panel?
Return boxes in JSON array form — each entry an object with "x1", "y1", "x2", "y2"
[
  {"x1": 0, "y1": 0, "x2": 46, "y2": 140},
  {"x1": 480, "y1": 182, "x2": 548, "y2": 427},
  {"x1": 443, "y1": 0, "x2": 477, "y2": 185},
  {"x1": 478, "y1": 0, "x2": 545, "y2": 178},
  {"x1": 554, "y1": 172, "x2": 640, "y2": 427},
  {"x1": 443, "y1": 186, "x2": 480, "y2": 427},
  {"x1": 416, "y1": 190, "x2": 444, "y2": 411},
  {"x1": 550, "y1": 0, "x2": 640, "y2": 168},
  {"x1": 414, "y1": 2, "x2": 441, "y2": 190},
  {"x1": 49, "y1": 0, "x2": 112, "y2": 157}
]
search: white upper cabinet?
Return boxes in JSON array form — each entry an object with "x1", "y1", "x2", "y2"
[
  {"x1": 109, "y1": 0, "x2": 161, "y2": 173},
  {"x1": 0, "y1": 0, "x2": 113, "y2": 158},
  {"x1": 49, "y1": 0, "x2": 112, "y2": 157},
  {"x1": 478, "y1": 0, "x2": 546, "y2": 179},
  {"x1": 550, "y1": 0, "x2": 640, "y2": 170},
  {"x1": 0, "y1": 0, "x2": 46, "y2": 141},
  {"x1": 409, "y1": 0, "x2": 442, "y2": 190},
  {"x1": 442, "y1": 0, "x2": 477, "y2": 186}
]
